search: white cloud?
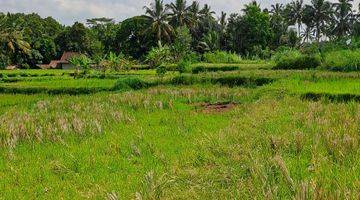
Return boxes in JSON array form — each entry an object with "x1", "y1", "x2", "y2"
[{"x1": 0, "y1": 0, "x2": 359, "y2": 25}]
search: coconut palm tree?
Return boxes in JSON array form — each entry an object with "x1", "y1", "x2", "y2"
[
  {"x1": 167, "y1": 0, "x2": 193, "y2": 28},
  {"x1": 200, "y1": 4, "x2": 215, "y2": 20},
  {"x1": 289, "y1": 0, "x2": 304, "y2": 37},
  {"x1": 0, "y1": 16, "x2": 30, "y2": 56},
  {"x1": 189, "y1": 1, "x2": 201, "y2": 19},
  {"x1": 270, "y1": 4, "x2": 288, "y2": 46},
  {"x1": 144, "y1": 0, "x2": 173, "y2": 43},
  {"x1": 218, "y1": 11, "x2": 227, "y2": 50},
  {"x1": 197, "y1": 31, "x2": 220, "y2": 52},
  {"x1": 271, "y1": 3, "x2": 284, "y2": 15},
  {"x1": 307, "y1": 0, "x2": 334, "y2": 42},
  {"x1": 301, "y1": 5, "x2": 316, "y2": 42},
  {"x1": 332, "y1": 0, "x2": 354, "y2": 38}
]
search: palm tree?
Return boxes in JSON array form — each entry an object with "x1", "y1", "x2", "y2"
[
  {"x1": 307, "y1": 0, "x2": 334, "y2": 42},
  {"x1": 0, "y1": 15, "x2": 30, "y2": 56},
  {"x1": 270, "y1": 4, "x2": 288, "y2": 46},
  {"x1": 197, "y1": 31, "x2": 220, "y2": 52},
  {"x1": 218, "y1": 11, "x2": 227, "y2": 50},
  {"x1": 189, "y1": 1, "x2": 201, "y2": 23},
  {"x1": 198, "y1": 4, "x2": 216, "y2": 32},
  {"x1": 167, "y1": 0, "x2": 193, "y2": 28},
  {"x1": 144, "y1": 0, "x2": 173, "y2": 43},
  {"x1": 332, "y1": 0, "x2": 354, "y2": 38},
  {"x1": 271, "y1": 3, "x2": 284, "y2": 15},
  {"x1": 289, "y1": 0, "x2": 304, "y2": 37},
  {"x1": 301, "y1": 5, "x2": 316, "y2": 42},
  {"x1": 200, "y1": 4, "x2": 215, "y2": 20},
  {"x1": 218, "y1": 11, "x2": 227, "y2": 32}
]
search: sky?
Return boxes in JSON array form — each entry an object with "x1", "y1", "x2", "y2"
[{"x1": 0, "y1": 0, "x2": 359, "y2": 25}]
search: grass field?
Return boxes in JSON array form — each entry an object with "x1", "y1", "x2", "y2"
[{"x1": 1, "y1": 63, "x2": 359, "y2": 199}]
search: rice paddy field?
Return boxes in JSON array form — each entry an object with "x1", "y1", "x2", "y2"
[{"x1": 1, "y1": 63, "x2": 360, "y2": 199}]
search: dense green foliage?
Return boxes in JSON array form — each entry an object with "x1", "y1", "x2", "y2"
[
  {"x1": 202, "y1": 51, "x2": 242, "y2": 63},
  {"x1": 0, "y1": 0, "x2": 359, "y2": 68},
  {"x1": 272, "y1": 49, "x2": 322, "y2": 69},
  {"x1": 322, "y1": 49, "x2": 360, "y2": 71}
]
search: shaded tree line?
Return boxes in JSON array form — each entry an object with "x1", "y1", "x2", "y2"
[{"x1": 0, "y1": 0, "x2": 359, "y2": 68}]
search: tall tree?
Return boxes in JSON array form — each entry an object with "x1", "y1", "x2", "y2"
[
  {"x1": 302, "y1": 6, "x2": 316, "y2": 42},
  {"x1": 55, "y1": 22, "x2": 100, "y2": 55},
  {"x1": 167, "y1": 0, "x2": 193, "y2": 28},
  {"x1": 144, "y1": 0, "x2": 173, "y2": 43},
  {"x1": 86, "y1": 17, "x2": 118, "y2": 54},
  {"x1": 218, "y1": 11, "x2": 227, "y2": 50},
  {"x1": 0, "y1": 15, "x2": 31, "y2": 66},
  {"x1": 270, "y1": 3, "x2": 288, "y2": 47},
  {"x1": 306, "y1": 0, "x2": 333, "y2": 41},
  {"x1": 227, "y1": 2, "x2": 272, "y2": 55},
  {"x1": 332, "y1": 0, "x2": 354, "y2": 38},
  {"x1": 288, "y1": 0, "x2": 304, "y2": 37},
  {"x1": 114, "y1": 16, "x2": 156, "y2": 59}
]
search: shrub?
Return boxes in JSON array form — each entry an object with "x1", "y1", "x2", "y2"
[
  {"x1": 146, "y1": 44, "x2": 172, "y2": 68},
  {"x1": 177, "y1": 60, "x2": 191, "y2": 74},
  {"x1": 203, "y1": 51, "x2": 242, "y2": 63},
  {"x1": 0, "y1": 54, "x2": 10, "y2": 69},
  {"x1": 322, "y1": 49, "x2": 360, "y2": 71},
  {"x1": 272, "y1": 49, "x2": 321, "y2": 70},
  {"x1": 0, "y1": 74, "x2": 9, "y2": 82},
  {"x1": 171, "y1": 26, "x2": 192, "y2": 62},
  {"x1": 156, "y1": 65, "x2": 167, "y2": 77},
  {"x1": 113, "y1": 78, "x2": 150, "y2": 91},
  {"x1": 68, "y1": 55, "x2": 92, "y2": 77},
  {"x1": 170, "y1": 75, "x2": 200, "y2": 85}
]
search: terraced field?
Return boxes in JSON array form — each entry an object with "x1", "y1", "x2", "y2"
[{"x1": 1, "y1": 63, "x2": 359, "y2": 199}]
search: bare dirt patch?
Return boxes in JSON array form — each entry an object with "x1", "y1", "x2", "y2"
[{"x1": 194, "y1": 102, "x2": 237, "y2": 113}]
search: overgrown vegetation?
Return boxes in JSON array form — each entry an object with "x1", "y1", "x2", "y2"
[
  {"x1": 0, "y1": 0, "x2": 359, "y2": 69},
  {"x1": 1, "y1": 67, "x2": 360, "y2": 198},
  {"x1": 272, "y1": 49, "x2": 322, "y2": 70},
  {"x1": 202, "y1": 51, "x2": 242, "y2": 63},
  {"x1": 322, "y1": 49, "x2": 360, "y2": 71},
  {"x1": 1, "y1": 0, "x2": 360, "y2": 199}
]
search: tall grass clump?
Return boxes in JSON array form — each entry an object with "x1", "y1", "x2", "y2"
[
  {"x1": 203, "y1": 51, "x2": 242, "y2": 63},
  {"x1": 322, "y1": 49, "x2": 360, "y2": 71},
  {"x1": 113, "y1": 77, "x2": 150, "y2": 91},
  {"x1": 272, "y1": 49, "x2": 321, "y2": 70}
]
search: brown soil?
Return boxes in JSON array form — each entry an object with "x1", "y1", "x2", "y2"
[{"x1": 194, "y1": 102, "x2": 237, "y2": 113}]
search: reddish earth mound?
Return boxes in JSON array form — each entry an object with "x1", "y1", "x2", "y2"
[{"x1": 194, "y1": 102, "x2": 236, "y2": 113}]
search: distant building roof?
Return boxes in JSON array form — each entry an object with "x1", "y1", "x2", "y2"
[
  {"x1": 5, "y1": 65, "x2": 18, "y2": 70},
  {"x1": 38, "y1": 52, "x2": 81, "y2": 69},
  {"x1": 60, "y1": 52, "x2": 81, "y2": 62}
]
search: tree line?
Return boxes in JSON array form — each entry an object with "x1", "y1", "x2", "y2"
[{"x1": 0, "y1": 0, "x2": 359, "y2": 68}]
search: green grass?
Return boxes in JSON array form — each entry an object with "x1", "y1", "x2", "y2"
[
  {"x1": 322, "y1": 49, "x2": 360, "y2": 71},
  {"x1": 1, "y1": 65, "x2": 360, "y2": 199},
  {"x1": 268, "y1": 76, "x2": 360, "y2": 95}
]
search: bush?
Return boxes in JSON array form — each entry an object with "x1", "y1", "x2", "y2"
[
  {"x1": 203, "y1": 51, "x2": 242, "y2": 63},
  {"x1": 171, "y1": 26, "x2": 192, "y2": 62},
  {"x1": 0, "y1": 54, "x2": 10, "y2": 69},
  {"x1": 272, "y1": 49, "x2": 321, "y2": 70},
  {"x1": 146, "y1": 44, "x2": 172, "y2": 68},
  {"x1": 177, "y1": 60, "x2": 191, "y2": 73},
  {"x1": 322, "y1": 49, "x2": 360, "y2": 71},
  {"x1": 156, "y1": 65, "x2": 167, "y2": 77}
]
